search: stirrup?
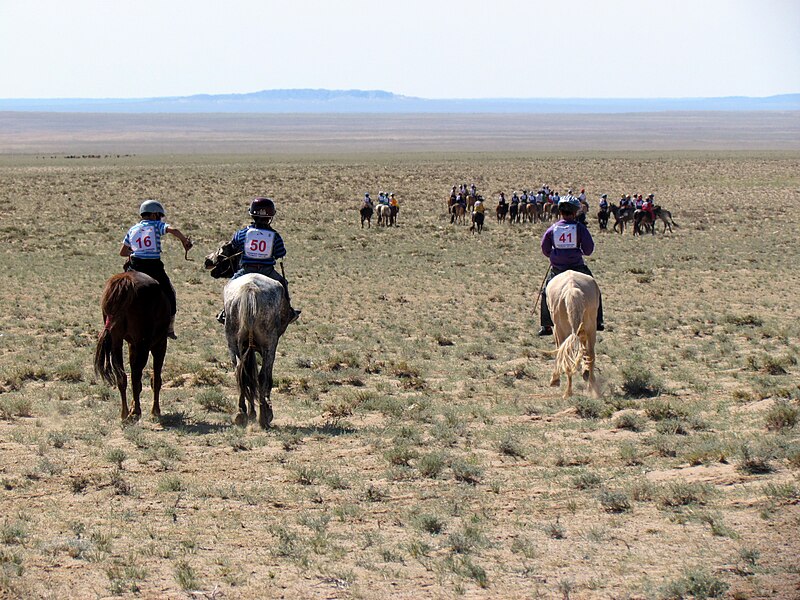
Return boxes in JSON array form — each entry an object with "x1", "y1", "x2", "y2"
[{"x1": 538, "y1": 326, "x2": 552, "y2": 336}]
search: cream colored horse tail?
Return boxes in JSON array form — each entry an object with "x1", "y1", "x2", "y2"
[{"x1": 555, "y1": 324, "x2": 583, "y2": 378}]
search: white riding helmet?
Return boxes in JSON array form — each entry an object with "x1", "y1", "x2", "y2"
[{"x1": 139, "y1": 200, "x2": 166, "y2": 216}]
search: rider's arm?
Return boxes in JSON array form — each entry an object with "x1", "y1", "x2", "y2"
[
  {"x1": 578, "y1": 225, "x2": 595, "y2": 256},
  {"x1": 541, "y1": 228, "x2": 554, "y2": 258},
  {"x1": 120, "y1": 243, "x2": 132, "y2": 257},
  {"x1": 166, "y1": 226, "x2": 193, "y2": 251}
]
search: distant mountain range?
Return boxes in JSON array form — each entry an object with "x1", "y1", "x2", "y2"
[{"x1": 1, "y1": 89, "x2": 799, "y2": 113}]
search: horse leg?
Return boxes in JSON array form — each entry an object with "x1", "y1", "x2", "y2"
[
  {"x1": 150, "y1": 338, "x2": 167, "y2": 418},
  {"x1": 550, "y1": 331, "x2": 562, "y2": 388},
  {"x1": 235, "y1": 387, "x2": 248, "y2": 427},
  {"x1": 127, "y1": 343, "x2": 148, "y2": 421},
  {"x1": 112, "y1": 339, "x2": 129, "y2": 421},
  {"x1": 564, "y1": 372, "x2": 573, "y2": 399},
  {"x1": 258, "y1": 348, "x2": 275, "y2": 430}
]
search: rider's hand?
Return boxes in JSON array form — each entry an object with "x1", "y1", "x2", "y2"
[{"x1": 183, "y1": 238, "x2": 194, "y2": 252}]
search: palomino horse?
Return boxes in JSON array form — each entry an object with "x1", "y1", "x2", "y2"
[
  {"x1": 376, "y1": 204, "x2": 392, "y2": 226},
  {"x1": 94, "y1": 271, "x2": 170, "y2": 421},
  {"x1": 546, "y1": 270, "x2": 600, "y2": 399},
  {"x1": 223, "y1": 274, "x2": 293, "y2": 429},
  {"x1": 450, "y1": 203, "x2": 466, "y2": 225},
  {"x1": 360, "y1": 205, "x2": 374, "y2": 228}
]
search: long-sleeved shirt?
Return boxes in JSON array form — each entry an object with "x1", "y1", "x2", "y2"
[{"x1": 541, "y1": 218, "x2": 594, "y2": 268}]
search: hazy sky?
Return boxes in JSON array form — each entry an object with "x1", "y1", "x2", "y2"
[{"x1": 1, "y1": 0, "x2": 798, "y2": 99}]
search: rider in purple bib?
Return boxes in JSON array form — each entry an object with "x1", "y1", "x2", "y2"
[
  {"x1": 538, "y1": 196, "x2": 605, "y2": 335},
  {"x1": 217, "y1": 197, "x2": 300, "y2": 324}
]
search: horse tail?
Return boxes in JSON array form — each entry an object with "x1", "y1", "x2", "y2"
[
  {"x1": 94, "y1": 327, "x2": 117, "y2": 387},
  {"x1": 235, "y1": 282, "x2": 260, "y2": 406},
  {"x1": 94, "y1": 274, "x2": 134, "y2": 388},
  {"x1": 554, "y1": 287, "x2": 586, "y2": 377}
]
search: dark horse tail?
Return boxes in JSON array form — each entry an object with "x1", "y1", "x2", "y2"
[
  {"x1": 94, "y1": 273, "x2": 135, "y2": 388},
  {"x1": 235, "y1": 282, "x2": 261, "y2": 408}
]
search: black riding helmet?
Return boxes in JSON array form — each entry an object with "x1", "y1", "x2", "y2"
[{"x1": 249, "y1": 197, "x2": 276, "y2": 219}]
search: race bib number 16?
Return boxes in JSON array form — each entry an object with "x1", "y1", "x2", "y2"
[
  {"x1": 244, "y1": 229, "x2": 275, "y2": 259},
  {"x1": 553, "y1": 223, "x2": 578, "y2": 249},
  {"x1": 132, "y1": 225, "x2": 156, "y2": 251}
]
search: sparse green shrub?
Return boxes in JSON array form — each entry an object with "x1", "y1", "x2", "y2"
[
  {"x1": 598, "y1": 488, "x2": 632, "y2": 513},
  {"x1": 621, "y1": 364, "x2": 663, "y2": 398},
  {"x1": 572, "y1": 471, "x2": 603, "y2": 490},
  {"x1": 497, "y1": 434, "x2": 526, "y2": 459},
  {"x1": 157, "y1": 475, "x2": 185, "y2": 493},
  {"x1": 510, "y1": 535, "x2": 536, "y2": 559},
  {"x1": 448, "y1": 524, "x2": 487, "y2": 554},
  {"x1": 414, "y1": 513, "x2": 445, "y2": 535},
  {"x1": 174, "y1": 560, "x2": 200, "y2": 590},
  {"x1": 105, "y1": 448, "x2": 127, "y2": 469},
  {"x1": 1, "y1": 520, "x2": 27, "y2": 545},
  {"x1": 619, "y1": 442, "x2": 644, "y2": 466},
  {"x1": 196, "y1": 388, "x2": 232, "y2": 413},
  {"x1": 655, "y1": 418, "x2": 690, "y2": 435},
  {"x1": 384, "y1": 445, "x2": 419, "y2": 467},
  {"x1": 0, "y1": 397, "x2": 33, "y2": 419},
  {"x1": 53, "y1": 362, "x2": 83, "y2": 382},
  {"x1": 645, "y1": 399, "x2": 688, "y2": 421},
  {"x1": 660, "y1": 567, "x2": 728, "y2": 599},
  {"x1": 765, "y1": 400, "x2": 798, "y2": 431},
  {"x1": 736, "y1": 442, "x2": 774, "y2": 474},
  {"x1": 416, "y1": 452, "x2": 446, "y2": 478},
  {"x1": 543, "y1": 521, "x2": 566, "y2": 539},
  {"x1": 658, "y1": 481, "x2": 714, "y2": 508},
  {"x1": 574, "y1": 396, "x2": 609, "y2": 419},
  {"x1": 615, "y1": 411, "x2": 646, "y2": 431},
  {"x1": 450, "y1": 459, "x2": 483, "y2": 484}
]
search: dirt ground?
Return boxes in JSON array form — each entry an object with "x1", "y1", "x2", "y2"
[{"x1": 0, "y1": 114, "x2": 799, "y2": 599}]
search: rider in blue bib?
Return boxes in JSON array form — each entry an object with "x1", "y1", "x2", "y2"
[
  {"x1": 121, "y1": 200, "x2": 192, "y2": 339},
  {"x1": 217, "y1": 197, "x2": 300, "y2": 324}
]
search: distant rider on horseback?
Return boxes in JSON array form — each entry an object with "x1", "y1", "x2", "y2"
[
  {"x1": 121, "y1": 200, "x2": 193, "y2": 339},
  {"x1": 538, "y1": 196, "x2": 605, "y2": 335},
  {"x1": 216, "y1": 197, "x2": 300, "y2": 325}
]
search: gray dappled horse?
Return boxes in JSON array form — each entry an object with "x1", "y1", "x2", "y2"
[{"x1": 224, "y1": 274, "x2": 293, "y2": 429}]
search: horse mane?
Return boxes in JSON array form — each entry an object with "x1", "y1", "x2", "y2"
[{"x1": 101, "y1": 273, "x2": 137, "y2": 326}]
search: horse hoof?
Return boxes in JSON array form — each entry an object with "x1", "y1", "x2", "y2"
[
  {"x1": 549, "y1": 377, "x2": 560, "y2": 387},
  {"x1": 259, "y1": 407, "x2": 274, "y2": 430},
  {"x1": 234, "y1": 413, "x2": 248, "y2": 427}
]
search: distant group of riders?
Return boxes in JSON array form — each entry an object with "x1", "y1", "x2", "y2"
[
  {"x1": 360, "y1": 191, "x2": 399, "y2": 227},
  {"x1": 448, "y1": 183, "x2": 677, "y2": 235}
]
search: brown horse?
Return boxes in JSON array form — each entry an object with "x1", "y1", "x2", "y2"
[
  {"x1": 94, "y1": 271, "x2": 170, "y2": 422},
  {"x1": 360, "y1": 205, "x2": 373, "y2": 228}
]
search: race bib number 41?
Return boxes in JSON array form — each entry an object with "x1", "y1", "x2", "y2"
[
  {"x1": 553, "y1": 223, "x2": 578, "y2": 249},
  {"x1": 244, "y1": 229, "x2": 275, "y2": 259}
]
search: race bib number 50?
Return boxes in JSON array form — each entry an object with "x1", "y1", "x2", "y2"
[
  {"x1": 553, "y1": 223, "x2": 578, "y2": 249},
  {"x1": 244, "y1": 229, "x2": 275, "y2": 259}
]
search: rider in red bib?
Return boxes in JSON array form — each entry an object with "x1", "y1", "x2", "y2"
[{"x1": 538, "y1": 197, "x2": 604, "y2": 335}]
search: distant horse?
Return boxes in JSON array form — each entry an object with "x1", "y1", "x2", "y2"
[
  {"x1": 654, "y1": 206, "x2": 679, "y2": 233},
  {"x1": 633, "y1": 209, "x2": 655, "y2": 236},
  {"x1": 389, "y1": 204, "x2": 399, "y2": 226},
  {"x1": 609, "y1": 204, "x2": 634, "y2": 234},
  {"x1": 546, "y1": 270, "x2": 600, "y2": 399},
  {"x1": 376, "y1": 204, "x2": 392, "y2": 226},
  {"x1": 466, "y1": 194, "x2": 478, "y2": 213},
  {"x1": 524, "y1": 202, "x2": 538, "y2": 224},
  {"x1": 94, "y1": 271, "x2": 170, "y2": 422},
  {"x1": 496, "y1": 202, "x2": 508, "y2": 223},
  {"x1": 597, "y1": 208, "x2": 610, "y2": 230},
  {"x1": 360, "y1": 205, "x2": 374, "y2": 228},
  {"x1": 223, "y1": 274, "x2": 293, "y2": 429},
  {"x1": 470, "y1": 211, "x2": 485, "y2": 234},
  {"x1": 508, "y1": 202, "x2": 519, "y2": 224},
  {"x1": 451, "y1": 203, "x2": 466, "y2": 225}
]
